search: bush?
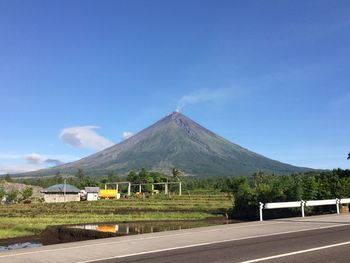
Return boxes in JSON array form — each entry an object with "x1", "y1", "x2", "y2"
[{"x1": 22, "y1": 187, "x2": 33, "y2": 200}]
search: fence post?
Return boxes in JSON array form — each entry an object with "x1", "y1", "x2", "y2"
[
  {"x1": 128, "y1": 182, "x2": 131, "y2": 196},
  {"x1": 259, "y1": 202, "x2": 264, "y2": 221},
  {"x1": 301, "y1": 200, "x2": 305, "y2": 217},
  {"x1": 336, "y1": 198, "x2": 340, "y2": 214}
]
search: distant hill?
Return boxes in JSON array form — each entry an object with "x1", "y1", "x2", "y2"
[{"x1": 16, "y1": 112, "x2": 311, "y2": 177}]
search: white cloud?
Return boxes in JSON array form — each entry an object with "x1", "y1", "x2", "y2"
[
  {"x1": 177, "y1": 88, "x2": 233, "y2": 111},
  {"x1": 59, "y1": 126, "x2": 113, "y2": 151},
  {"x1": 0, "y1": 153, "x2": 79, "y2": 174},
  {"x1": 0, "y1": 153, "x2": 79, "y2": 163},
  {"x1": 122, "y1": 131, "x2": 134, "y2": 140},
  {"x1": 24, "y1": 153, "x2": 45, "y2": 164}
]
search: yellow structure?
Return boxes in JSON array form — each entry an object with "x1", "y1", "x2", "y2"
[
  {"x1": 96, "y1": 225, "x2": 118, "y2": 233},
  {"x1": 98, "y1": 189, "x2": 120, "y2": 199}
]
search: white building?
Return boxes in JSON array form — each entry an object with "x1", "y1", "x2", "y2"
[
  {"x1": 41, "y1": 183, "x2": 80, "y2": 203},
  {"x1": 85, "y1": 187, "x2": 100, "y2": 201}
]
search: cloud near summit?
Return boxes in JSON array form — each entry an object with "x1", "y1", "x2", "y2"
[
  {"x1": 0, "y1": 152, "x2": 74, "y2": 174},
  {"x1": 24, "y1": 153, "x2": 65, "y2": 166},
  {"x1": 176, "y1": 88, "x2": 234, "y2": 111},
  {"x1": 60, "y1": 126, "x2": 113, "y2": 151},
  {"x1": 122, "y1": 131, "x2": 134, "y2": 140}
]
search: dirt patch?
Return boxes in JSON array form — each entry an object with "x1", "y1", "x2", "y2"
[
  {"x1": 41, "y1": 226, "x2": 117, "y2": 245},
  {"x1": 0, "y1": 181, "x2": 43, "y2": 197}
]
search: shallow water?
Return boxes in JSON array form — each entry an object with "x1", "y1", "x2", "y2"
[
  {"x1": 0, "y1": 242, "x2": 42, "y2": 252},
  {"x1": 0, "y1": 219, "x2": 234, "y2": 253},
  {"x1": 69, "y1": 220, "x2": 232, "y2": 235}
]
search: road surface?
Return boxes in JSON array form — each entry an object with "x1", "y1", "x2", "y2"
[{"x1": 1, "y1": 213, "x2": 350, "y2": 263}]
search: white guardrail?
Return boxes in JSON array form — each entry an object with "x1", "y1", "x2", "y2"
[{"x1": 259, "y1": 198, "x2": 350, "y2": 221}]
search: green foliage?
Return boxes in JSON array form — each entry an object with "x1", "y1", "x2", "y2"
[
  {"x1": 12, "y1": 167, "x2": 350, "y2": 221},
  {"x1": 126, "y1": 169, "x2": 168, "y2": 192},
  {"x1": 75, "y1": 169, "x2": 85, "y2": 180},
  {"x1": 21, "y1": 187, "x2": 33, "y2": 200},
  {"x1": 127, "y1": 169, "x2": 167, "y2": 184},
  {"x1": 171, "y1": 167, "x2": 181, "y2": 181},
  {"x1": 0, "y1": 188, "x2": 5, "y2": 199},
  {"x1": 229, "y1": 169, "x2": 350, "y2": 220},
  {"x1": 7, "y1": 190, "x2": 19, "y2": 203},
  {"x1": 107, "y1": 171, "x2": 120, "y2": 182}
]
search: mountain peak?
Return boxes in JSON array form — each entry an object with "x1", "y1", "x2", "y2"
[
  {"x1": 16, "y1": 112, "x2": 312, "y2": 177},
  {"x1": 166, "y1": 110, "x2": 182, "y2": 118}
]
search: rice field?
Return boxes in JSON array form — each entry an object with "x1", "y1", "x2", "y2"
[{"x1": 0, "y1": 193, "x2": 233, "y2": 239}]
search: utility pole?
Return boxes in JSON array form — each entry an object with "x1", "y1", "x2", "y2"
[
  {"x1": 64, "y1": 178, "x2": 67, "y2": 202},
  {"x1": 166, "y1": 175, "x2": 169, "y2": 197}
]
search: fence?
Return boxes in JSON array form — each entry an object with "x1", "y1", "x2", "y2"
[{"x1": 259, "y1": 198, "x2": 350, "y2": 221}]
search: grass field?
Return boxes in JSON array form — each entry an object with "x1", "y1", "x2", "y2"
[{"x1": 0, "y1": 193, "x2": 233, "y2": 239}]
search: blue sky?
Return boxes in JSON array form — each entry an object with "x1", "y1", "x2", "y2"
[{"x1": 0, "y1": 0, "x2": 349, "y2": 174}]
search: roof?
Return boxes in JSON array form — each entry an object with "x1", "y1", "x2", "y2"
[
  {"x1": 42, "y1": 184, "x2": 80, "y2": 193},
  {"x1": 85, "y1": 187, "x2": 100, "y2": 193}
]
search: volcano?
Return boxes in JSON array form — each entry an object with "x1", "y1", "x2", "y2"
[{"x1": 19, "y1": 112, "x2": 310, "y2": 177}]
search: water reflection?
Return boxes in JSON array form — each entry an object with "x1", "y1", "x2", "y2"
[
  {"x1": 70, "y1": 220, "x2": 229, "y2": 236},
  {"x1": 0, "y1": 220, "x2": 233, "y2": 253}
]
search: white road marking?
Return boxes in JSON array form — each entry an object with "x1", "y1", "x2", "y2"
[
  {"x1": 239, "y1": 240, "x2": 350, "y2": 263},
  {"x1": 76, "y1": 224, "x2": 348, "y2": 263}
]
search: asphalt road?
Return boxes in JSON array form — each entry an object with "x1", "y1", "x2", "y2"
[
  {"x1": 1, "y1": 214, "x2": 350, "y2": 263},
  {"x1": 105, "y1": 223, "x2": 350, "y2": 263}
]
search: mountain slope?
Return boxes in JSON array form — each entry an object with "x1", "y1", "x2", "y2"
[{"x1": 18, "y1": 112, "x2": 311, "y2": 177}]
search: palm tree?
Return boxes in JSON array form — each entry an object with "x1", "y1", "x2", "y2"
[{"x1": 171, "y1": 167, "x2": 181, "y2": 182}]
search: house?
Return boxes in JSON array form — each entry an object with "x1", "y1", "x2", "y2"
[
  {"x1": 85, "y1": 187, "x2": 100, "y2": 201},
  {"x1": 41, "y1": 183, "x2": 80, "y2": 203}
]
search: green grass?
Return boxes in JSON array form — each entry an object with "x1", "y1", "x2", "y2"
[{"x1": 0, "y1": 194, "x2": 232, "y2": 239}]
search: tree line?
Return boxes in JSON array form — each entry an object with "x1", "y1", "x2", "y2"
[
  {"x1": 8, "y1": 168, "x2": 182, "y2": 191},
  {"x1": 226, "y1": 169, "x2": 350, "y2": 219},
  {"x1": 4, "y1": 168, "x2": 350, "y2": 220}
]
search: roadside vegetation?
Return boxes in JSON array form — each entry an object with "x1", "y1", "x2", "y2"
[{"x1": 227, "y1": 169, "x2": 350, "y2": 220}]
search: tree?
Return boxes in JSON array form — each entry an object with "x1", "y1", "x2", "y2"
[
  {"x1": 302, "y1": 175, "x2": 318, "y2": 200},
  {"x1": 0, "y1": 188, "x2": 5, "y2": 200},
  {"x1": 75, "y1": 169, "x2": 85, "y2": 180},
  {"x1": 252, "y1": 171, "x2": 265, "y2": 187},
  {"x1": 107, "y1": 171, "x2": 120, "y2": 182},
  {"x1": 53, "y1": 174, "x2": 63, "y2": 184},
  {"x1": 171, "y1": 167, "x2": 181, "y2": 182},
  {"x1": 348, "y1": 153, "x2": 350, "y2": 160},
  {"x1": 223, "y1": 176, "x2": 248, "y2": 194},
  {"x1": 127, "y1": 171, "x2": 138, "y2": 183},
  {"x1": 22, "y1": 187, "x2": 33, "y2": 200},
  {"x1": 7, "y1": 190, "x2": 19, "y2": 203}
]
